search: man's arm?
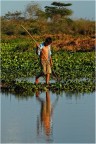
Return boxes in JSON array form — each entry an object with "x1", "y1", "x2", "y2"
[
  {"x1": 36, "y1": 43, "x2": 41, "y2": 56},
  {"x1": 36, "y1": 43, "x2": 44, "y2": 56}
]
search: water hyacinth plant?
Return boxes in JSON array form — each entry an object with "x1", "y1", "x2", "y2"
[{"x1": 1, "y1": 37, "x2": 95, "y2": 94}]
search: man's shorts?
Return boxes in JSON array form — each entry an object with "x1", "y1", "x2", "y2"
[{"x1": 41, "y1": 60, "x2": 51, "y2": 75}]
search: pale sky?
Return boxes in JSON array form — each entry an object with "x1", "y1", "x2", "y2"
[{"x1": 0, "y1": 0, "x2": 95, "y2": 20}]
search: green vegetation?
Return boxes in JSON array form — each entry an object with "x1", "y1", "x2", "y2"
[
  {"x1": 1, "y1": 38, "x2": 95, "y2": 94},
  {"x1": 1, "y1": 39, "x2": 95, "y2": 81},
  {"x1": 1, "y1": 1, "x2": 95, "y2": 94},
  {"x1": 1, "y1": 2, "x2": 95, "y2": 36}
]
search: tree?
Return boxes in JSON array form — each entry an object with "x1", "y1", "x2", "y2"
[
  {"x1": 45, "y1": 1, "x2": 73, "y2": 22},
  {"x1": 24, "y1": 3, "x2": 46, "y2": 20},
  {"x1": 4, "y1": 11, "x2": 23, "y2": 20}
]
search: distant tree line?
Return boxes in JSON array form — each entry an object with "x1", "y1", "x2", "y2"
[{"x1": 1, "y1": 1, "x2": 95, "y2": 36}]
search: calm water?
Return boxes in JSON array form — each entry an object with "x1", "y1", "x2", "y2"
[{"x1": 1, "y1": 91, "x2": 95, "y2": 143}]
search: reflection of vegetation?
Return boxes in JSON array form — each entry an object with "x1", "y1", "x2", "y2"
[{"x1": 1, "y1": 90, "x2": 34, "y2": 100}]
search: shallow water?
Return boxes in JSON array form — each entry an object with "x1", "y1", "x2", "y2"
[
  {"x1": 16, "y1": 76, "x2": 56, "y2": 83},
  {"x1": 1, "y1": 91, "x2": 95, "y2": 143}
]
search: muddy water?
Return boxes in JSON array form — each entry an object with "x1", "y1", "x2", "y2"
[{"x1": 1, "y1": 91, "x2": 95, "y2": 143}]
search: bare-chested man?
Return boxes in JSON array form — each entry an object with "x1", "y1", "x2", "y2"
[{"x1": 35, "y1": 37, "x2": 53, "y2": 84}]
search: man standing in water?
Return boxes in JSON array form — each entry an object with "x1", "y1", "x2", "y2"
[{"x1": 35, "y1": 37, "x2": 53, "y2": 84}]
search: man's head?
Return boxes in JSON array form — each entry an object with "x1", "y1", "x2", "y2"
[{"x1": 44, "y1": 37, "x2": 52, "y2": 46}]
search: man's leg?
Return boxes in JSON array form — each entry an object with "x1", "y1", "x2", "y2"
[
  {"x1": 36, "y1": 91, "x2": 40, "y2": 97},
  {"x1": 35, "y1": 72, "x2": 44, "y2": 84},
  {"x1": 46, "y1": 74, "x2": 50, "y2": 84},
  {"x1": 46, "y1": 62, "x2": 51, "y2": 84}
]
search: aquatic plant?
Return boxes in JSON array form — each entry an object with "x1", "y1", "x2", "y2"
[{"x1": 1, "y1": 39, "x2": 95, "y2": 94}]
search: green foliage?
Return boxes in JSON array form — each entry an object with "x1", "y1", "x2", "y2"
[
  {"x1": 1, "y1": 2, "x2": 95, "y2": 36},
  {"x1": 25, "y1": 3, "x2": 46, "y2": 20},
  {"x1": 1, "y1": 17, "x2": 95, "y2": 36},
  {"x1": 1, "y1": 39, "x2": 95, "y2": 94},
  {"x1": 55, "y1": 51, "x2": 94, "y2": 79},
  {"x1": 45, "y1": 2, "x2": 73, "y2": 21},
  {"x1": 52, "y1": 2, "x2": 72, "y2": 7},
  {"x1": 3, "y1": 11, "x2": 23, "y2": 20},
  {"x1": 71, "y1": 19, "x2": 95, "y2": 35},
  {"x1": 1, "y1": 2, "x2": 95, "y2": 95},
  {"x1": 1, "y1": 80, "x2": 95, "y2": 95},
  {"x1": 1, "y1": 22, "x2": 15, "y2": 35}
]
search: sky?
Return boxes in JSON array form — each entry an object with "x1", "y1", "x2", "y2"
[{"x1": 0, "y1": 0, "x2": 95, "y2": 20}]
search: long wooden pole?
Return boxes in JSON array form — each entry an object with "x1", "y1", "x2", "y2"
[{"x1": 21, "y1": 25, "x2": 37, "y2": 44}]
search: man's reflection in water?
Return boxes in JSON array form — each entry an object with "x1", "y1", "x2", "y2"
[{"x1": 36, "y1": 90, "x2": 58, "y2": 142}]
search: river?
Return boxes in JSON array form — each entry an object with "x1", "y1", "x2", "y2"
[{"x1": 1, "y1": 91, "x2": 95, "y2": 143}]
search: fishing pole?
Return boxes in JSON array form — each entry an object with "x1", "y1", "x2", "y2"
[
  {"x1": 21, "y1": 25, "x2": 38, "y2": 44},
  {"x1": 21, "y1": 25, "x2": 60, "y2": 82}
]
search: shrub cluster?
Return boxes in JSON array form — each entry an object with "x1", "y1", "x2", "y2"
[{"x1": 1, "y1": 18, "x2": 95, "y2": 37}]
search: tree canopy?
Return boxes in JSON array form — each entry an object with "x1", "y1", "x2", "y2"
[
  {"x1": 3, "y1": 11, "x2": 23, "y2": 20},
  {"x1": 45, "y1": 1, "x2": 73, "y2": 21},
  {"x1": 24, "y1": 3, "x2": 45, "y2": 20}
]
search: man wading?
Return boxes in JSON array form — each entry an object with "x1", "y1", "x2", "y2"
[{"x1": 35, "y1": 37, "x2": 53, "y2": 84}]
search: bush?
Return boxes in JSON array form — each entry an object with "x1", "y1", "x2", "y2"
[
  {"x1": 72, "y1": 19, "x2": 95, "y2": 36},
  {"x1": 1, "y1": 17, "x2": 95, "y2": 36}
]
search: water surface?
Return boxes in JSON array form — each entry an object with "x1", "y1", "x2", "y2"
[{"x1": 1, "y1": 91, "x2": 95, "y2": 143}]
